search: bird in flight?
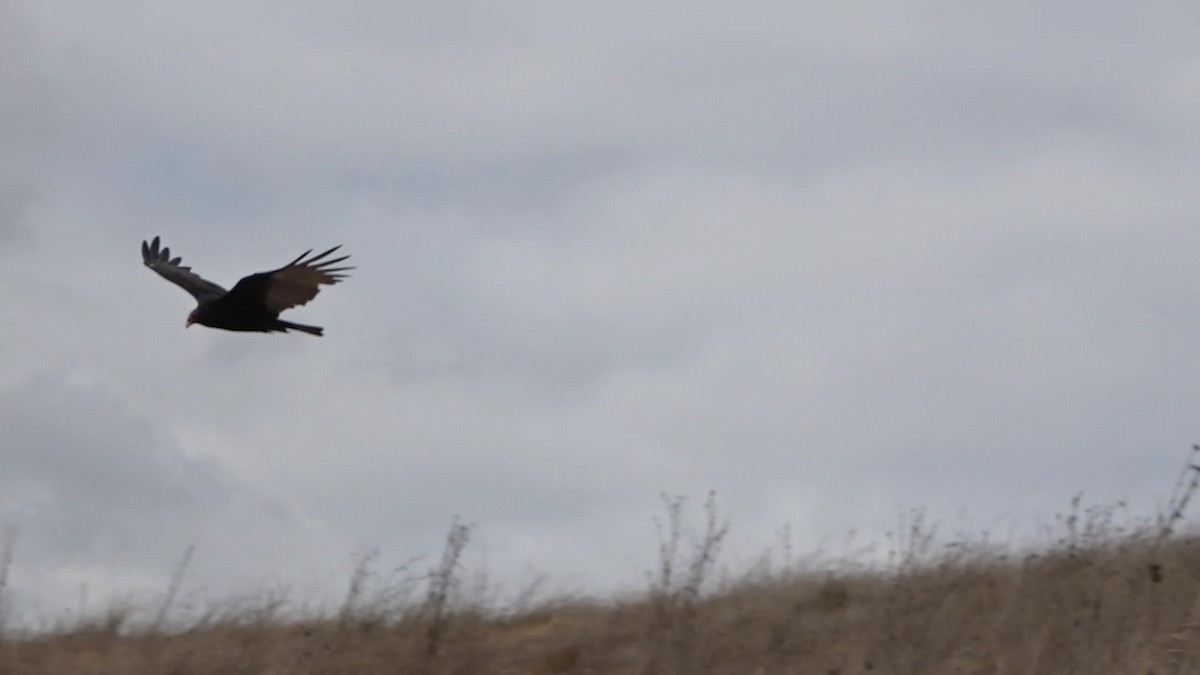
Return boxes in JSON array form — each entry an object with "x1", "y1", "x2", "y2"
[{"x1": 141, "y1": 236, "x2": 352, "y2": 336}]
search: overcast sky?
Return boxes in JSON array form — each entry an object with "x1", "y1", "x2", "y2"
[{"x1": 5, "y1": 0, "x2": 1200, "y2": 622}]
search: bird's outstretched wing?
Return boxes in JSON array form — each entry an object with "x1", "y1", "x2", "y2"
[
  {"x1": 225, "y1": 246, "x2": 353, "y2": 313},
  {"x1": 141, "y1": 236, "x2": 228, "y2": 303}
]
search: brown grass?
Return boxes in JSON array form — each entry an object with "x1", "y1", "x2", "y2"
[{"x1": 4, "y1": 462, "x2": 1200, "y2": 674}]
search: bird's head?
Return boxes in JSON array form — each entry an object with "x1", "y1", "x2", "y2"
[{"x1": 186, "y1": 309, "x2": 198, "y2": 328}]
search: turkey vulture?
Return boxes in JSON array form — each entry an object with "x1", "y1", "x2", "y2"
[{"x1": 141, "y1": 236, "x2": 352, "y2": 336}]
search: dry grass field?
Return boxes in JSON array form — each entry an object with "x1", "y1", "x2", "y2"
[{"x1": 4, "y1": 465, "x2": 1200, "y2": 674}]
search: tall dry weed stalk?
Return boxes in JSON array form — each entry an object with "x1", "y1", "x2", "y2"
[
  {"x1": 150, "y1": 545, "x2": 194, "y2": 631},
  {"x1": 643, "y1": 491, "x2": 728, "y2": 675},
  {"x1": 1149, "y1": 444, "x2": 1200, "y2": 583},
  {"x1": 420, "y1": 518, "x2": 472, "y2": 659}
]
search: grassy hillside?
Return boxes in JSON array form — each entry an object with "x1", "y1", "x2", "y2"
[{"x1": 4, "y1": 471, "x2": 1200, "y2": 674}]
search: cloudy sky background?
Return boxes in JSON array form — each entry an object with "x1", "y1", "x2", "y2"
[{"x1": 5, "y1": 0, "x2": 1200, "y2": 621}]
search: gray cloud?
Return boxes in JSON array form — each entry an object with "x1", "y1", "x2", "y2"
[
  {"x1": 0, "y1": 376, "x2": 346, "y2": 620},
  {"x1": 2, "y1": 0, "x2": 1199, "y2": 616},
  {"x1": 0, "y1": 4, "x2": 49, "y2": 249}
]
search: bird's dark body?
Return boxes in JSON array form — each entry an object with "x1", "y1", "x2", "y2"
[
  {"x1": 192, "y1": 273, "x2": 316, "y2": 333},
  {"x1": 141, "y1": 237, "x2": 351, "y2": 336},
  {"x1": 193, "y1": 297, "x2": 292, "y2": 333}
]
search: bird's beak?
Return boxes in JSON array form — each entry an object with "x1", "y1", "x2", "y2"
[{"x1": 185, "y1": 313, "x2": 195, "y2": 328}]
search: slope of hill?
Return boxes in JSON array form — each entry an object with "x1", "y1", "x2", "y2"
[{"x1": 4, "y1": 482, "x2": 1200, "y2": 674}]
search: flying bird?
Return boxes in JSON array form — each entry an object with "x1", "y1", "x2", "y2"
[{"x1": 141, "y1": 236, "x2": 352, "y2": 336}]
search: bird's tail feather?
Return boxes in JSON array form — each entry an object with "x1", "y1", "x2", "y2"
[{"x1": 278, "y1": 320, "x2": 323, "y2": 336}]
